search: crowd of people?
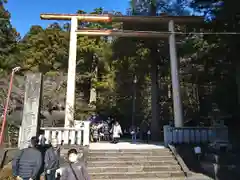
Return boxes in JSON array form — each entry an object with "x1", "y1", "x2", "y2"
[
  {"x1": 12, "y1": 136, "x2": 90, "y2": 180},
  {"x1": 90, "y1": 116, "x2": 151, "y2": 144},
  {"x1": 90, "y1": 120, "x2": 123, "y2": 144},
  {"x1": 12, "y1": 115, "x2": 152, "y2": 180}
]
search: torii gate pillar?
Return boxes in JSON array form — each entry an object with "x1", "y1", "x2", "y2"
[
  {"x1": 64, "y1": 17, "x2": 78, "y2": 127},
  {"x1": 168, "y1": 20, "x2": 183, "y2": 127}
]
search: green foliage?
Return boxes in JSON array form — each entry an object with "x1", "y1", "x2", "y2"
[
  {"x1": 0, "y1": 1, "x2": 19, "y2": 75},
  {"x1": 1, "y1": 1, "x2": 240, "y2": 133}
]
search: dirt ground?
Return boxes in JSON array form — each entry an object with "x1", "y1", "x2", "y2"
[{"x1": 0, "y1": 163, "x2": 14, "y2": 180}]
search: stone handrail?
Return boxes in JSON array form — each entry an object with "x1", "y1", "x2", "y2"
[
  {"x1": 41, "y1": 122, "x2": 90, "y2": 146},
  {"x1": 168, "y1": 144, "x2": 191, "y2": 177},
  {"x1": 164, "y1": 125, "x2": 228, "y2": 146}
]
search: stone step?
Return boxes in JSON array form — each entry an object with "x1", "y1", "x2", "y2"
[
  {"x1": 87, "y1": 159, "x2": 178, "y2": 167},
  {"x1": 87, "y1": 165, "x2": 181, "y2": 173},
  {"x1": 88, "y1": 151, "x2": 172, "y2": 156},
  {"x1": 92, "y1": 178, "x2": 185, "y2": 180},
  {"x1": 89, "y1": 171, "x2": 185, "y2": 179},
  {"x1": 88, "y1": 153, "x2": 172, "y2": 158},
  {"x1": 88, "y1": 149, "x2": 169, "y2": 153},
  {"x1": 88, "y1": 155, "x2": 174, "y2": 161}
]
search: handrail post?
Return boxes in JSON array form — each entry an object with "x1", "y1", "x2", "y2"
[
  {"x1": 83, "y1": 121, "x2": 90, "y2": 146},
  {"x1": 163, "y1": 125, "x2": 170, "y2": 147}
]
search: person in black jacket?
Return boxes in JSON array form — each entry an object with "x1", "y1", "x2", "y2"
[
  {"x1": 44, "y1": 138, "x2": 60, "y2": 180},
  {"x1": 12, "y1": 136, "x2": 43, "y2": 180},
  {"x1": 59, "y1": 149, "x2": 90, "y2": 180}
]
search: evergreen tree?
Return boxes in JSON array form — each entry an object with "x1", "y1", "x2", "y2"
[{"x1": 0, "y1": 0, "x2": 19, "y2": 74}]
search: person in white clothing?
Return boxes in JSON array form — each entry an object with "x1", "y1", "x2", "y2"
[{"x1": 110, "y1": 121, "x2": 122, "y2": 144}]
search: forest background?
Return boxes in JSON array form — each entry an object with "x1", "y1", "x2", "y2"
[{"x1": 1, "y1": 0, "x2": 240, "y2": 142}]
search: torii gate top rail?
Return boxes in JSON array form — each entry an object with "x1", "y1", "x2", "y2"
[{"x1": 40, "y1": 13, "x2": 203, "y2": 23}]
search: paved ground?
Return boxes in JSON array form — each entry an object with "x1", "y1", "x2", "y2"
[{"x1": 89, "y1": 141, "x2": 166, "y2": 150}]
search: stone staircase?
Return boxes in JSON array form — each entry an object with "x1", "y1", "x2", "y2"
[{"x1": 86, "y1": 148, "x2": 186, "y2": 180}]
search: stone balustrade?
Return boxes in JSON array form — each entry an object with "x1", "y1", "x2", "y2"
[
  {"x1": 40, "y1": 121, "x2": 90, "y2": 146},
  {"x1": 163, "y1": 125, "x2": 228, "y2": 147}
]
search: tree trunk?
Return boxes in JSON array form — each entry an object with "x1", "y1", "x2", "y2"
[
  {"x1": 150, "y1": 58, "x2": 160, "y2": 140},
  {"x1": 149, "y1": 1, "x2": 160, "y2": 141}
]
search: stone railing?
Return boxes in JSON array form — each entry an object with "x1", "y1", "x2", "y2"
[
  {"x1": 41, "y1": 121, "x2": 90, "y2": 146},
  {"x1": 163, "y1": 125, "x2": 228, "y2": 147}
]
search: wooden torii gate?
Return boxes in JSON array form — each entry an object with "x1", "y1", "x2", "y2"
[{"x1": 40, "y1": 13, "x2": 203, "y2": 133}]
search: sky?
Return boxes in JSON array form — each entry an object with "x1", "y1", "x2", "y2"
[{"x1": 5, "y1": 0, "x2": 130, "y2": 36}]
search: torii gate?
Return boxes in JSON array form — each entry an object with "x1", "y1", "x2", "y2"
[{"x1": 40, "y1": 13, "x2": 202, "y2": 131}]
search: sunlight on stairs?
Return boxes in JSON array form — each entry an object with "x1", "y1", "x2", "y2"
[{"x1": 87, "y1": 142, "x2": 186, "y2": 180}]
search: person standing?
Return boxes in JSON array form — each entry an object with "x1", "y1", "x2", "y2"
[
  {"x1": 110, "y1": 121, "x2": 122, "y2": 144},
  {"x1": 92, "y1": 124, "x2": 99, "y2": 142},
  {"x1": 12, "y1": 136, "x2": 43, "y2": 180},
  {"x1": 59, "y1": 148, "x2": 90, "y2": 180},
  {"x1": 103, "y1": 121, "x2": 110, "y2": 141},
  {"x1": 147, "y1": 129, "x2": 151, "y2": 143},
  {"x1": 140, "y1": 120, "x2": 149, "y2": 141},
  {"x1": 130, "y1": 126, "x2": 137, "y2": 143},
  {"x1": 39, "y1": 133, "x2": 46, "y2": 147},
  {"x1": 44, "y1": 138, "x2": 60, "y2": 180}
]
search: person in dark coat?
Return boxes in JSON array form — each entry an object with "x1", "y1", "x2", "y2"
[
  {"x1": 103, "y1": 121, "x2": 110, "y2": 141},
  {"x1": 130, "y1": 126, "x2": 137, "y2": 143},
  {"x1": 44, "y1": 138, "x2": 60, "y2": 180},
  {"x1": 140, "y1": 120, "x2": 149, "y2": 141},
  {"x1": 12, "y1": 136, "x2": 43, "y2": 180},
  {"x1": 59, "y1": 148, "x2": 90, "y2": 180}
]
